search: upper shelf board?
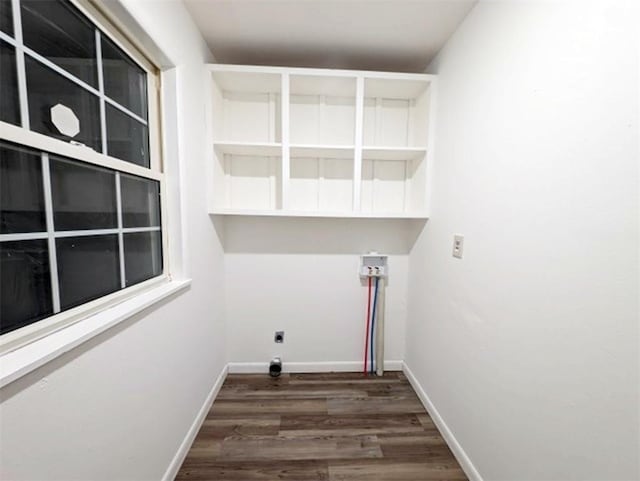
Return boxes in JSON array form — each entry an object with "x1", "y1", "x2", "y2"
[
  {"x1": 210, "y1": 208, "x2": 429, "y2": 220},
  {"x1": 214, "y1": 141, "x2": 282, "y2": 157},
  {"x1": 211, "y1": 70, "x2": 282, "y2": 93},
  {"x1": 364, "y1": 78, "x2": 430, "y2": 99},
  {"x1": 290, "y1": 144, "x2": 355, "y2": 159},
  {"x1": 290, "y1": 75, "x2": 356, "y2": 97},
  {"x1": 362, "y1": 146, "x2": 427, "y2": 161},
  {"x1": 208, "y1": 64, "x2": 434, "y2": 99}
]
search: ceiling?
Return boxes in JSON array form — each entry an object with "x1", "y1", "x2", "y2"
[{"x1": 183, "y1": 0, "x2": 477, "y2": 73}]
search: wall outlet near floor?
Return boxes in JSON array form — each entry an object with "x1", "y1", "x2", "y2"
[
  {"x1": 452, "y1": 235, "x2": 464, "y2": 259},
  {"x1": 274, "y1": 331, "x2": 285, "y2": 343}
]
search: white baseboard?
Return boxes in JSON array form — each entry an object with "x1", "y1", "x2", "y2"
[
  {"x1": 228, "y1": 360, "x2": 403, "y2": 374},
  {"x1": 403, "y1": 362, "x2": 483, "y2": 481},
  {"x1": 162, "y1": 363, "x2": 228, "y2": 481}
]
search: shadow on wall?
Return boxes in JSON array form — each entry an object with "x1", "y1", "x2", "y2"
[{"x1": 211, "y1": 216, "x2": 427, "y2": 255}]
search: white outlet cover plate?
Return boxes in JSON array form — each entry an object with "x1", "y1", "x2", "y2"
[{"x1": 453, "y1": 235, "x2": 464, "y2": 259}]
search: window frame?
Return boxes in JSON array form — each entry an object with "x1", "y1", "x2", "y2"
[{"x1": 0, "y1": 0, "x2": 170, "y2": 354}]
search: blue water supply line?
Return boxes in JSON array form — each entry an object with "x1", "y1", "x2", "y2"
[{"x1": 370, "y1": 276, "x2": 379, "y2": 375}]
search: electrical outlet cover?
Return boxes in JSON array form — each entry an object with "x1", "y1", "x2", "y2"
[{"x1": 453, "y1": 235, "x2": 464, "y2": 259}]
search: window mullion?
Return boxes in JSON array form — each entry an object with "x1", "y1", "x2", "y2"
[
  {"x1": 12, "y1": 0, "x2": 29, "y2": 129},
  {"x1": 104, "y1": 97, "x2": 148, "y2": 125},
  {"x1": 121, "y1": 226, "x2": 160, "y2": 233},
  {"x1": 0, "y1": 123, "x2": 162, "y2": 181},
  {"x1": 0, "y1": 232, "x2": 48, "y2": 242},
  {"x1": 21, "y1": 45, "x2": 101, "y2": 96},
  {"x1": 53, "y1": 228, "x2": 119, "y2": 238},
  {"x1": 0, "y1": 30, "x2": 17, "y2": 46},
  {"x1": 41, "y1": 152, "x2": 61, "y2": 313},
  {"x1": 95, "y1": 29, "x2": 107, "y2": 155},
  {"x1": 115, "y1": 172, "x2": 126, "y2": 289},
  {"x1": 148, "y1": 184, "x2": 160, "y2": 274}
]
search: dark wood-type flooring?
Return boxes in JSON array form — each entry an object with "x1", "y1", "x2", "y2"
[{"x1": 175, "y1": 371, "x2": 467, "y2": 480}]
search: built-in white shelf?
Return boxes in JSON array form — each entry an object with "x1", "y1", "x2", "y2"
[
  {"x1": 214, "y1": 141, "x2": 282, "y2": 156},
  {"x1": 363, "y1": 77, "x2": 431, "y2": 149},
  {"x1": 206, "y1": 64, "x2": 437, "y2": 219},
  {"x1": 209, "y1": 208, "x2": 429, "y2": 219},
  {"x1": 290, "y1": 144, "x2": 355, "y2": 159},
  {"x1": 289, "y1": 74, "x2": 356, "y2": 146},
  {"x1": 210, "y1": 68, "x2": 282, "y2": 144},
  {"x1": 362, "y1": 146, "x2": 427, "y2": 161}
]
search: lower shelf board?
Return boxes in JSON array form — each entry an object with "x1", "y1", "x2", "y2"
[{"x1": 209, "y1": 209, "x2": 429, "y2": 219}]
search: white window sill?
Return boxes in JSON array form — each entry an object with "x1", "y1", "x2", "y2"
[{"x1": 0, "y1": 279, "x2": 191, "y2": 389}]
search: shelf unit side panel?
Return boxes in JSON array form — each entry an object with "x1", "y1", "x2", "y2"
[
  {"x1": 410, "y1": 85, "x2": 431, "y2": 149},
  {"x1": 210, "y1": 78, "x2": 225, "y2": 144},
  {"x1": 408, "y1": 153, "x2": 428, "y2": 214},
  {"x1": 424, "y1": 79, "x2": 437, "y2": 215},
  {"x1": 281, "y1": 73, "x2": 291, "y2": 210},
  {"x1": 353, "y1": 76, "x2": 365, "y2": 212},
  {"x1": 212, "y1": 150, "x2": 227, "y2": 209},
  {"x1": 208, "y1": 75, "x2": 225, "y2": 212}
]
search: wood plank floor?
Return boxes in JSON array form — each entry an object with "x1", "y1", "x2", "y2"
[{"x1": 175, "y1": 371, "x2": 467, "y2": 481}]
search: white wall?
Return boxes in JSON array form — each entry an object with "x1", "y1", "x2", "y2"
[
  {"x1": 2, "y1": 1, "x2": 638, "y2": 479},
  {"x1": 405, "y1": 1, "x2": 639, "y2": 480},
  {"x1": 223, "y1": 217, "x2": 423, "y2": 369},
  {"x1": 0, "y1": 2, "x2": 227, "y2": 480},
  {"x1": 225, "y1": 253, "x2": 407, "y2": 369}
]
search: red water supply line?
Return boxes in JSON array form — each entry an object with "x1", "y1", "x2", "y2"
[{"x1": 363, "y1": 275, "x2": 372, "y2": 375}]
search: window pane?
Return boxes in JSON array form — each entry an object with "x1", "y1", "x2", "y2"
[
  {"x1": 106, "y1": 103, "x2": 149, "y2": 167},
  {"x1": 0, "y1": 0, "x2": 13, "y2": 36},
  {"x1": 25, "y1": 57, "x2": 101, "y2": 152},
  {"x1": 50, "y1": 156, "x2": 117, "y2": 231},
  {"x1": 21, "y1": 0, "x2": 97, "y2": 87},
  {"x1": 56, "y1": 234, "x2": 120, "y2": 310},
  {"x1": 121, "y1": 174, "x2": 159, "y2": 227},
  {"x1": 124, "y1": 231, "x2": 162, "y2": 286},
  {"x1": 102, "y1": 34, "x2": 147, "y2": 119},
  {"x1": 0, "y1": 141, "x2": 46, "y2": 233},
  {"x1": 0, "y1": 239, "x2": 52, "y2": 335},
  {"x1": 0, "y1": 41, "x2": 20, "y2": 126}
]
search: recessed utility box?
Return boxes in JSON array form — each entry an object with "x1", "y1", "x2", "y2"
[{"x1": 360, "y1": 252, "x2": 388, "y2": 278}]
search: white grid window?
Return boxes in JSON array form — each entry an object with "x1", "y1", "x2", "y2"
[{"x1": 0, "y1": 0, "x2": 166, "y2": 342}]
